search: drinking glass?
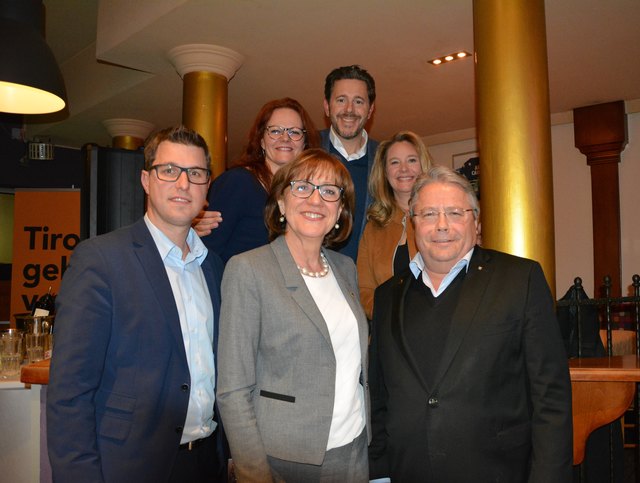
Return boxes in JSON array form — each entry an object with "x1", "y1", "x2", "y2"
[{"x1": 0, "y1": 334, "x2": 23, "y2": 377}]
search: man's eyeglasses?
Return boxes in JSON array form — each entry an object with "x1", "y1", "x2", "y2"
[
  {"x1": 289, "y1": 180, "x2": 343, "y2": 202},
  {"x1": 265, "y1": 126, "x2": 306, "y2": 142},
  {"x1": 411, "y1": 208, "x2": 475, "y2": 224},
  {"x1": 149, "y1": 164, "x2": 211, "y2": 185}
]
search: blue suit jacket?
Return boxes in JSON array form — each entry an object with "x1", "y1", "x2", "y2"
[{"x1": 47, "y1": 218, "x2": 225, "y2": 483}]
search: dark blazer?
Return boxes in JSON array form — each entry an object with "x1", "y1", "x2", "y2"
[
  {"x1": 369, "y1": 246, "x2": 573, "y2": 483},
  {"x1": 201, "y1": 166, "x2": 269, "y2": 264},
  {"x1": 47, "y1": 218, "x2": 225, "y2": 483}
]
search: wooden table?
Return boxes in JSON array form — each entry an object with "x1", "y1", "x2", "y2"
[
  {"x1": 570, "y1": 355, "x2": 640, "y2": 464},
  {"x1": 20, "y1": 358, "x2": 50, "y2": 386}
]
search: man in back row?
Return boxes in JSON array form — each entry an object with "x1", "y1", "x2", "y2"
[{"x1": 321, "y1": 64, "x2": 378, "y2": 261}]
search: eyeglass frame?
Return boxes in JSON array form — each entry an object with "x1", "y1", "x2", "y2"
[
  {"x1": 148, "y1": 163, "x2": 211, "y2": 185},
  {"x1": 265, "y1": 125, "x2": 307, "y2": 142},
  {"x1": 289, "y1": 180, "x2": 344, "y2": 202},
  {"x1": 410, "y1": 207, "x2": 477, "y2": 223}
]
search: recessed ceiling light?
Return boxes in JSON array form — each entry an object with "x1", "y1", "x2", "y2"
[{"x1": 428, "y1": 51, "x2": 471, "y2": 66}]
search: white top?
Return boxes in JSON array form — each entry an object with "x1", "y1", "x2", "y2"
[
  {"x1": 301, "y1": 268, "x2": 365, "y2": 449},
  {"x1": 144, "y1": 215, "x2": 216, "y2": 443}
]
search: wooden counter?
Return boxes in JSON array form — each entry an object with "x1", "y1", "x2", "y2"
[
  {"x1": 570, "y1": 355, "x2": 640, "y2": 464},
  {"x1": 20, "y1": 359, "x2": 50, "y2": 386}
]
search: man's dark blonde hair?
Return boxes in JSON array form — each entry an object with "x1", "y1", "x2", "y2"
[{"x1": 143, "y1": 126, "x2": 210, "y2": 170}]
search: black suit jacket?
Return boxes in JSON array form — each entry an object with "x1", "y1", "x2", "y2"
[
  {"x1": 369, "y1": 247, "x2": 573, "y2": 482},
  {"x1": 47, "y1": 218, "x2": 226, "y2": 483}
]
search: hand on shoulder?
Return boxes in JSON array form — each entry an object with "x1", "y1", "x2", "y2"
[{"x1": 192, "y1": 209, "x2": 223, "y2": 237}]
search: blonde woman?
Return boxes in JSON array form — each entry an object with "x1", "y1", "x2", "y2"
[{"x1": 357, "y1": 131, "x2": 433, "y2": 319}]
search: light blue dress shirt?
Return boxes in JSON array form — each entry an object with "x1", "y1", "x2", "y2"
[
  {"x1": 144, "y1": 215, "x2": 216, "y2": 443},
  {"x1": 409, "y1": 247, "x2": 475, "y2": 297}
]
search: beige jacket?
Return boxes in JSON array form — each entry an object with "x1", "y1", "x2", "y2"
[{"x1": 357, "y1": 209, "x2": 418, "y2": 319}]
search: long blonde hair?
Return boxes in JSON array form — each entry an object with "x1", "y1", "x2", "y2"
[{"x1": 366, "y1": 131, "x2": 433, "y2": 227}]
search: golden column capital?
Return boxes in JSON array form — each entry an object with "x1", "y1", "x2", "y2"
[
  {"x1": 103, "y1": 118, "x2": 155, "y2": 150},
  {"x1": 168, "y1": 44, "x2": 244, "y2": 80},
  {"x1": 167, "y1": 44, "x2": 244, "y2": 178}
]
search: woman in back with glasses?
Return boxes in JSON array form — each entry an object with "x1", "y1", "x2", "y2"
[
  {"x1": 198, "y1": 97, "x2": 320, "y2": 263},
  {"x1": 217, "y1": 149, "x2": 370, "y2": 482}
]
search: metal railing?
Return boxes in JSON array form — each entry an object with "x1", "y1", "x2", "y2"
[{"x1": 557, "y1": 274, "x2": 640, "y2": 482}]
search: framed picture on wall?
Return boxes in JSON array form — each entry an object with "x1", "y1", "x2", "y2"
[{"x1": 452, "y1": 151, "x2": 480, "y2": 199}]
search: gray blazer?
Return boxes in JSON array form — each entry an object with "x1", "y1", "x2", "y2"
[{"x1": 216, "y1": 235, "x2": 370, "y2": 482}]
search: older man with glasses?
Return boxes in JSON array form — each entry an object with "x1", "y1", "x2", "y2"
[{"x1": 368, "y1": 165, "x2": 572, "y2": 482}]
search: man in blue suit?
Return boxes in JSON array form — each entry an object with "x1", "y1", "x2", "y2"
[
  {"x1": 320, "y1": 65, "x2": 378, "y2": 261},
  {"x1": 47, "y1": 126, "x2": 227, "y2": 482}
]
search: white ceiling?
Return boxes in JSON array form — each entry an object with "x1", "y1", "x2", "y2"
[{"x1": 24, "y1": 0, "x2": 640, "y2": 162}]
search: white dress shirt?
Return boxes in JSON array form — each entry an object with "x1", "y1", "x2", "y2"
[{"x1": 329, "y1": 126, "x2": 369, "y2": 161}]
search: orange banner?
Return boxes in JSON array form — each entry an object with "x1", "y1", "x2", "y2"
[{"x1": 10, "y1": 189, "x2": 81, "y2": 323}]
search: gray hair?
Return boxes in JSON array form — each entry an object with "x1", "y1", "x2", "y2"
[{"x1": 409, "y1": 165, "x2": 480, "y2": 218}]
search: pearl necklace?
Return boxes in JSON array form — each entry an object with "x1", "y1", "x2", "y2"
[{"x1": 297, "y1": 252, "x2": 330, "y2": 278}]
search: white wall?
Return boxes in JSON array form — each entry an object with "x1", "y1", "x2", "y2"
[
  {"x1": 424, "y1": 110, "x2": 640, "y2": 298},
  {"x1": 429, "y1": 138, "x2": 477, "y2": 169},
  {"x1": 620, "y1": 112, "x2": 640, "y2": 294},
  {"x1": 550, "y1": 122, "x2": 594, "y2": 295}
]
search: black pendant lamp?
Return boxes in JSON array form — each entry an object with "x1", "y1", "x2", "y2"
[{"x1": 0, "y1": 0, "x2": 67, "y2": 114}]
